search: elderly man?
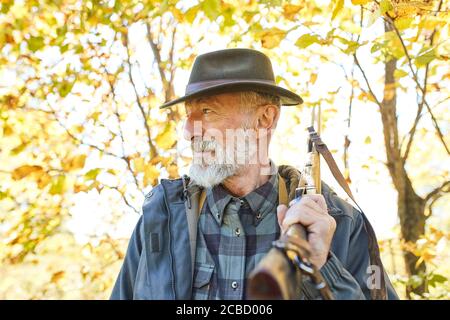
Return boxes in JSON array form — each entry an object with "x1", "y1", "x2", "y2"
[{"x1": 110, "y1": 48, "x2": 398, "y2": 300}]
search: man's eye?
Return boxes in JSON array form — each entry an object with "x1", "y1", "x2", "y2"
[{"x1": 202, "y1": 108, "x2": 212, "y2": 115}]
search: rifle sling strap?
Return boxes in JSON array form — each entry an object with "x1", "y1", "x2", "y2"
[{"x1": 308, "y1": 127, "x2": 387, "y2": 300}]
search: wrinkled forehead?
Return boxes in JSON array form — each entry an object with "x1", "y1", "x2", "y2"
[{"x1": 185, "y1": 92, "x2": 241, "y2": 108}]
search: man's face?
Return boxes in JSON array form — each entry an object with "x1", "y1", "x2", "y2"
[
  {"x1": 185, "y1": 91, "x2": 251, "y2": 138},
  {"x1": 183, "y1": 92, "x2": 261, "y2": 187}
]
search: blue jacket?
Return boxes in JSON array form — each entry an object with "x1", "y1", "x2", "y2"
[{"x1": 110, "y1": 177, "x2": 399, "y2": 300}]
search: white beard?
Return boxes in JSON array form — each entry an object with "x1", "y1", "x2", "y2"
[
  {"x1": 188, "y1": 138, "x2": 244, "y2": 188},
  {"x1": 189, "y1": 163, "x2": 238, "y2": 188}
]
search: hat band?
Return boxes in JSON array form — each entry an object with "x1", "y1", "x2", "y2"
[{"x1": 186, "y1": 79, "x2": 276, "y2": 95}]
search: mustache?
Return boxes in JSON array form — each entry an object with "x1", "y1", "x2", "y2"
[{"x1": 191, "y1": 139, "x2": 217, "y2": 152}]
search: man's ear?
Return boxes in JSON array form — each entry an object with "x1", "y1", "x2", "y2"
[{"x1": 257, "y1": 104, "x2": 280, "y2": 130}]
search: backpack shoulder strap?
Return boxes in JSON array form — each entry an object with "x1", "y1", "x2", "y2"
[
  {"x1": 278, "y1": 175, "x2": 289, "y2": 206},
  {"x1": 184, "y1": 180, "x2": 207, "y2": 282}
]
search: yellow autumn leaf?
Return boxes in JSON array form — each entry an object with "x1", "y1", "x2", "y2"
[
  {"x1": 282, "y1": 4, "x2": 304, "y2": 20},
  {"x1": 351, "y1": 0, "x2": 370, "y2": 4},
  {"x1": 379, "y1": 0, "x2": 393, "y2": 15},
  {"x1": 106, "y1": 168, "x2": 118, "y2": 176},
  {"x1": 260, "y1": 28, "x2": 287, "y2": 49},
  {"x1": 91, "y1": 111, "x2": 101, "y2": 121},
  {"x1": 12, "y1": 165, "x2": 44, "y2": 180},
  {"x1": 74, "y1": 183, "x2": 89, "y2": 193},
  {"x1": 295, "y1": 34, "x2": 320, "y2": 49},
  {"x1": 394, "y1": 17, "x2": 414, "y2": 30},
  {"x1": 155, "y1": 122, "x2": 177, "y2": 150},
  {"x1": 185, "y1": 4, "x2": 200, "y2": 24},
  {"x1": 167, "y1": 164, "x2": 179, "y2": 179},
  {"x1": 51, "y1": 271, "x2": 65, "y2": 283},
  {"x1": 3, "y1": 123, "x2": 13, "y2": 136},
  {"x1": 143, "y1": 165, "x2": 159, "y2": 187},
  {"x1": 171, "y1": 7, "x2": 184, "y2": 22},
  {"x1": 302, "y1": 21, "x2": 319, "y2": 27},
  {"x1": 133, "y1": 157, "x2": 145, "y2": 173},
  {"x1": 71, "y1": 154, "x2": 87, "y2": 170},
  {"x1": 341, "y1": 21, "x2": 362, "y2": 34},
  {"x1": 37, "y1": 172, "x2": 52, "y2": 189},
  {"x1": 394, "y1": 1, "x2": 431, "y2": 18},
  {"x1": 72, "y1": 124, "x2": 84, "y2": 134},
  {"x1": 394, "y1": 69, "x2": 408, "y2": 79},
  {"x1": 150, "y1": 155, "x2": 163, "y2": 165},
  {"x1": 418, "y1": 16, "x2": 447, "y2": 31},
  {"x1": 49, "y1": 175, "x2": 67, "y2": 195},
  {"x1": 62, "y1": 154, "x2": 86, "y2": 171},
  {"x1": 415, "y1": 49, "x2": 437, "y2": 67},
  {"x1": 126, "y1": 153, "x2": 140, "y2": 163},
  {"x1": 384, "y1": 31, "x2": 404, "y2": 59},
  {"x1": 332, "y1": 0, "x2": 344, "y2": 20},
  {"x1": 310, "y1": 73, "x2": 318, "y2": 85},
  {"x1": 358, "y1": 91, "x2": 377, "y2": 103}
]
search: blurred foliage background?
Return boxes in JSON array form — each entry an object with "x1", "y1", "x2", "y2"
[{"x1": 0, "y1": 0, "x2": 449, "y2": 299}]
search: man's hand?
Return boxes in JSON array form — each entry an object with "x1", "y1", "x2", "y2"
[{"x1": 277, "y1": 194, "x2": 336, "y2": 270}]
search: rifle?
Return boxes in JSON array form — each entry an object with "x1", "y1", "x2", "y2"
[
  {"x1": 246, "y1": 105, "x2": 334, "y2": 300},
  {"x1": 247, "y1": 102, "x2": 388, "y2": 299}
]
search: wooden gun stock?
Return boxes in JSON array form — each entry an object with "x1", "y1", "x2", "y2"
[{"x1": 247, "y1": 224, "x2": 308, "y2": 300}]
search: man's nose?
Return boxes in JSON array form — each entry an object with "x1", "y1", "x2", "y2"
[{"x1": 183, "y1": 114, "x2": 202, "y2": 141}]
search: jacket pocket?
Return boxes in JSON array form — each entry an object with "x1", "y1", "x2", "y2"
[
  {"x1": 192, "y1": 264, "x2": 214, "y2": 299},
  {"x1": 133, "y1": 252, "x2": 153, "y2": 299}
]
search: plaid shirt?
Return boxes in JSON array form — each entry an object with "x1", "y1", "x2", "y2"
[{"x1": 192, "y1": 169, "x2": 280, "y2": 300}]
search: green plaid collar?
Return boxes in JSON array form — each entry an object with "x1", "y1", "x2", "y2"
[{"x1": 205, "y1": 162, "x2": 279, "y2": 226}]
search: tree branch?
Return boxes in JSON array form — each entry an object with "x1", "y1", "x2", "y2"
[
  {"x1": 100, "y1": 62, "x2": 142, "y2": 193},
  {"x1": 124, "y1": 32, "x2": 158, "y2": 159},
  {"x1": 48, "y1": 107, "x2": 120, "y2": 159},
  {"x1": 402, "y1": 64, "x2": 428, "y2": 161},
  {"x1": 384, "y1": 5, "x2": 449, "y2": 155},
  {"x1": 48, "y1": 103, "x2": 143, "y2": 197},
  {"x1": 146, "y1": 19, "x2": 180, "y2": 123},
  {"x1": 104, "y1": 184, "x2": 140, "y2": 215},
  {"x1": 167, "y1": 22, "x2": 177, "y2": 101},
  {"x1": 83, "y1": 36, "x2": 140, "y2": 170},
  {"x1": 146, "y1": 21, "x2": 169, "y2": 97},
  {"x1": 353, "y1": 53, "x2": 383, "y2": 110},
  {"x1": 401, "y1": 0, "x2": 444, "y2": 160},
  {"x1": 424, "y1": 180, "x2": 450, "y2": 204}
]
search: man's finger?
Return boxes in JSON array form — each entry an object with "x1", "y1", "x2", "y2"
[
  {"x1": 289, "y1": 195, "x2": 327, "y2": 216},
  {"x1": 299, "y1": 194, "x2": 327, "y2": 212},
  {"x1": 299, "y1": 197, "x2": 325, "y2": 215},
  {"x1": 277, "y1": 204, "x2": 288, "y2": 228},
  {"x1": 281, "y1": 206, "x2": 318, "y2": 231}
]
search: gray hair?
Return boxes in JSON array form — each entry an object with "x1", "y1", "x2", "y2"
[
  {"x1": 239, "y1": 91, "x2": 281, "y2": 112},
  {"x1": 239, "y1": 91, "x2": 281, "y2": 129}
]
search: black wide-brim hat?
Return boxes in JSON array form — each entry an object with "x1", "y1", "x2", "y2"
[{"x1": 159, "y1": 48, "x2": 303, "y2": 108}]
